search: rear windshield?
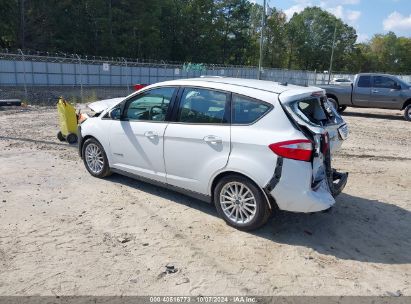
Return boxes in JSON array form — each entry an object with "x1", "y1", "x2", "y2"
[{"x1": 297, "y1": 97, "x2": 328, "y2": 125}]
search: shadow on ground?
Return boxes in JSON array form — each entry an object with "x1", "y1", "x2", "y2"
[
  {"x1": 342, "y1": 110, "x2": 404, "y2": 121},
  {"x1": 257, "y1": 193, "x2": 411, "y2": 264},
  {"x1": 108, "y1": 173, "x2": 411, "y2": 265},
  {"x1": 107, "y1": 173, "x2": 217, "y2": 217},
  {"x1": 0, "y1": 136, "x2": 77, "y2": 148}
]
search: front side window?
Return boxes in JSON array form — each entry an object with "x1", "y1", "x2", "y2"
[
  {"x1": 373, "y1": 76, "x2": 397, "y2": 89},
  {"x1": 357, "y1": 76, "x2": 371, "y2": 88},
  {"x1": 178, "y1": 88, "x2": 229, "y2": 124},
  {"x1": 124, "y1": 87, "x2": 175, "y2": 121},
  {"x1": 232, "y1": 95, "x2": 271, "y2": 124}
]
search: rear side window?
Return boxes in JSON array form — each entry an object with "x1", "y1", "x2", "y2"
[
  {"x1": 232, "y1": 95, "x2": 271, "y2": 124},
  {"x1": 357, "y1": 76, "x2": 371, "y2": 88},
  {"x1": 373, "y1": 76, "x2": 397, "y2": 89},
  {"x1": 178, "y1": 88, "x2": 229, "y2": 124}
]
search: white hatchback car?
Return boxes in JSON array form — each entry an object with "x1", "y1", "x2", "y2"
[{"x1": 78, "y1": 77, "x2": 348, "y2": 230}]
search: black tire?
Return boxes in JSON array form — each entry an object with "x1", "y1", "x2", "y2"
[
  {"x1": 66, "y1": 133, "x2": 78, "y2": 144},
  {"x1": 82, "y1": 138, "x2": 111, "y2": 178},
  {"x1": 338, "y1": 105, "x2": 347, "y2": 113},
  {"x1": 327, "y1": 97, "x2": 346, "y2": 113},
  {"x1": 327, "y1": 97, "x2": 338, "y2": 111},
  {"x1": 214, "y1": 174, "x2": 271, "y2": 231},
  {"x1": 404, "y1": 104, "x2": 411, "y2": 121},
  {"x1": 57, "y1": 131, "x2": 65, "y2": 142}
]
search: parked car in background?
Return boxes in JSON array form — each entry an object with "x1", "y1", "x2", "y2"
[
  {"x1": 330, "y1": 78, "x2": 352, "y2": 85},
  {"x1": 78, "y1": 78, "x2": 348, "y2": 230},
  {"x1": 134, "y1": 83, "x2": 148, "y2": 91},
  {"x1": 320, "y1": 73, "x2": 411, "y2": 121}
]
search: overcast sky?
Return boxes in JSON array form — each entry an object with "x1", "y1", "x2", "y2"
[{"x1": 252, "y1": 0, "x2": 411, "y2": 42}]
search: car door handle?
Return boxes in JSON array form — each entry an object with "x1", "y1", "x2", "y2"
[
  {"x1": 372, "y1": 89, "x2": 379, "y2": 93},
  {"x1": 144, "y1": 131, "x2": 158, "y2": 138},
  {"x1": 203, "y1": 135, "x2": 222, "y2": 144}
]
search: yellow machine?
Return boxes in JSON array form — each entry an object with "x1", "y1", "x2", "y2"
[{"x1": 56, "y1": 97, "x2": 78, "y2": 144}]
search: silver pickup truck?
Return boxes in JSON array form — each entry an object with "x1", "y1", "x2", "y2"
[{"x1": 320, "y1": 73, "x2": 411, "y2": 121}]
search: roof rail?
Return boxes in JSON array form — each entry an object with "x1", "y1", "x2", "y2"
[{"x1": 199, "y1": 76, "x2": 226, "y2": 78}]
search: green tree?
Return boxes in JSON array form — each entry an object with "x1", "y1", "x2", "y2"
[
  {"x1": 264, "y1": 7, "x2": 287, "y2": 68},
  {"x1": 215, "y1": 0, "x2": 253, "y2": 64},
  {"x1": 367, "y1": 32, "x2": 411, "y2": 73},
  {"x1": 347, "y1": 43, "x2": 377, "y2": 73},
  {"x1": 4, "y1": 0, "x2": 411, "y2": 74},
  {"x1": 286, "y1": 7, "x2": 357, "y2": 71},
  {"x1": 0, "y1": 0, "x2": 18, "y2": 48},
  {"x1": 180, "y1": 0, "x2": 219, "y2": 62}
]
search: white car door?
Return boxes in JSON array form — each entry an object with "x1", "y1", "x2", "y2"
[
  {"x1": 109, "y1": 87, "x2": 177, "y2": 182},
  {"x1": 164, "y1": 87, "x2": 231, "y2": 195}
]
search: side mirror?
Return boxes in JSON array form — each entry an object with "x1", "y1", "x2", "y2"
[{"x1": 109, "y1": 108, "x2": 121, "y2": 120}]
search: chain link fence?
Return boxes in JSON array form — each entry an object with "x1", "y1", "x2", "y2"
[{"x1": 1, "y1": 50, "x2": 410, "y2": 105}]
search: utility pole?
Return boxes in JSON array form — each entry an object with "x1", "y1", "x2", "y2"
[
  {"x1": 328, "y1": 20, "x2": 337, "y2": 84},
  {"x1": 258, "y1": 0, "x2": 266, "y2": 80},
  {"x1": 18, "y1": 49, "x2": 27, "y2": 101}
]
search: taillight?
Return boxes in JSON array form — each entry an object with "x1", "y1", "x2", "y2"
[{"x1": 269, "y1": 139, "x2": 313, "y2": 162}]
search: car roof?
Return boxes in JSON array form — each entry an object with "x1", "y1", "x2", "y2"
[
  {"x1": 357, "y1": 73, "x2": 397, "y2": 77},
  {"x1": 133, "y1": 77, "x2": 325, "y2": 106},
  {"x1": 147, "y1": 77, "x2": 321, "y2": 94}
]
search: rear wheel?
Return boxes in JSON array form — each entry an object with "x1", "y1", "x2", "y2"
[
  {"x1": 338, "y1": 105, "x2": 347, "y2": 113},
  {"x1": 214, "y1": 174, "x2": 271, "y2": 231},
  {"x1": 328, "y1": 97, "x2": 346, "y2": 113},
  {"x1": 82, "y1": 138, "x2": 111, "y2": 178},
  {"x1": 404, "y1": 104, "x2": 411, "y2": 121}
]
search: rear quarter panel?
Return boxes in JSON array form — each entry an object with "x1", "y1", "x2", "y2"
[
  {"x1": 220, "y1": 102, "x2": 308, "y2": 192},
  {"x1": 320, "y1": 85, "x2": 353, "y2": 105}
]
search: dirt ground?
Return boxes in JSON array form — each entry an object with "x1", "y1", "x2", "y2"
[{"x1": 0, "y1": 105, "x2": 410, "y2": 296}]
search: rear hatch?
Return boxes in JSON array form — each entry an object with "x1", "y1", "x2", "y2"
[{"x1": 278, "y1": 88, "x2": 348, "y2": 197}]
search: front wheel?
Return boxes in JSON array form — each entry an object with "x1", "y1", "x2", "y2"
[
  {"x1": 82, "y1": 138, "x2": 111, "y2": 178},
  {"x1": 404, "y1": 104, "x2": 411, "y2": 121},
  {"x1": 214, "y1": 175, "x2": 271, "y2": 231}
]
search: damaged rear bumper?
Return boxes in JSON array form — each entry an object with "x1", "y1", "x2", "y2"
[{"x1": 266, "y1": 158, "x2": 348, "y2": 213}]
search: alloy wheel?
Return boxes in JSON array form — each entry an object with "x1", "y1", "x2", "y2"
[
  {"x1": 85, "y1": 143, "x2": 104, "y2": 174},
  {"x1": 219, "y1": 182, "x2": 257, "y2": 224}
]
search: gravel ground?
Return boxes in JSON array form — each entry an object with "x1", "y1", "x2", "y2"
[{"x1": 0, "y1": 106, "x2": 410, "y2": 296}]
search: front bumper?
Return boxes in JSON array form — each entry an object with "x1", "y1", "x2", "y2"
[{"x1": 269, "y1": 159, "x2": 336, "y2": 213}]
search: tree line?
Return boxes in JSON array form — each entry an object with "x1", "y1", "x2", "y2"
[{"x1": 1, "y1": 0, "x2": 410, "y2": 73}]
